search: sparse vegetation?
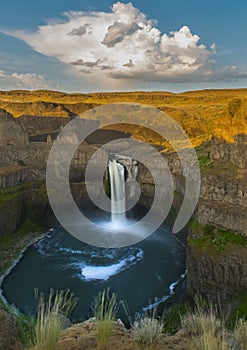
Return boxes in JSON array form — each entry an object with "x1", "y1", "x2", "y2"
[
  {"x1": 188, "y1": 220, "x2": 247, "y2": 254},
  {"x1": 197, "y1": 150, "x2": 214, "y2": 169},
  {"x1": 181, "y1": 298, "x2": 230, "y2": 350},
  {"x1": 227, "y1": 291, "x2": 247, "y2": 326},
  {"x1": 0, "y1": 218, "x2": 44, "y2": 274},
  {"x1": 9, "y1": 306, "x2": 36, "y2": 348},
  {"x1": 189, "y1": 332, "x2": 230, "y2": 350},
  {"x1": 162, "y1": 302, "x2": 192, "y2": 334},
  {"x1": 92, "y1": 288, "x2": 118, "y2": 350},
  {"x1": 0, "y1": 290, "x2": 246, "y2": 350},
  {"x1": 233, "y1": 318, "x2": 247, "y2": 350},
  {"x1": 132, "y1": 315, "x2": 163, "y2": 345},
  {"x1": 181, "y1": 305, "x2": 223, "y2": 337},
  {"x1": 17, "y1": 159, "x2": 27, "y2": 167},
  {"x1": 32, "y1": 289, "x2": 77, "y2": 350}
]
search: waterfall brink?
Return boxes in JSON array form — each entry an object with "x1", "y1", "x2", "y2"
[{"x1": 108, "y1": 160, "x2": 126, "y2": 227}]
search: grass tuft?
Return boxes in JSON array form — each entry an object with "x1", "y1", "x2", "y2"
[
  {"x1": 32, "y1": 289, "x2": 77, "y2": 350},
  {"x1": 181, "y1": 297, "x2": 231, "y2": 350},
  {"x1": 132, "y1": 317, "x2": 163, "y2": 346},
  {"x1": 233, "y1": 318, "x2": 247, "y2": 350},
  {"x1": 132, "y1": 308, "x2": 163, "y2": 346},
  {"x1": 92, "y1": 288, "x2": 118, "y2": 350}
]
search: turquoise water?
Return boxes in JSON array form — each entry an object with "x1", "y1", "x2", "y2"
[{"x1": 2, "y1": 208, "x2": 186, "y2": 322}]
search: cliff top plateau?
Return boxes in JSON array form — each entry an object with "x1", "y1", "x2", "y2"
[{"x1": 0, "y1": 89, "x2": 247, "y2": 146}]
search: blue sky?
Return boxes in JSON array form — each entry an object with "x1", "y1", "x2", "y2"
[{"x1": 0, "y1": 0, "x2": 247, "y2": 92}]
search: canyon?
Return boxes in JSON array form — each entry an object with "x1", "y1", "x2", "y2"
[{"x1": 0, "y1": 89, "x2": 247, "y2": 303}]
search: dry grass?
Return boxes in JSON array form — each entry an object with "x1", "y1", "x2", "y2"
[
  {"x1": 92, "y1": 288, "x2": 118, "y2": 350},
  {"x1": 31, "y1": 289, "x2": 77, "y2": 350},
  {"x1": 181, "y1": 298, "x2": 231, "y2": 350},
  {"x1": 1, "y1": 88, "x2": 247, "y2": 145},
  {"x1": 233, "y1": 318, "x2": 247, "y2": 350},
  {"x1": 132, "y1": 316, "x2": 163, "y2": 345},
  {"x1": 190, "y1": 331, "x2": 230, "y2": 350},
  {"x1": 181, "y1": 309, "x2": 223, "y2": 337}
]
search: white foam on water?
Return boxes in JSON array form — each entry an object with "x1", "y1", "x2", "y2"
[
  {"x1": 79, "y1": 250, "x2": 144, "y2": 281},
  {"x1": 142, "y1": 295, "x2": 170, "y2": 312},
  {"x1": 81, "y1": 261, "x2": 125, "y2": 281},
  {"x1": 142, "y1": 270, "x2": 187, "y2": 312}
]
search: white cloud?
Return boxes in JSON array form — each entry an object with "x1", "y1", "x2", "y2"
[
  {"x1": 0, "y1": 71, "x2": 56, "y2": 90},
  {"x1": 2, "y1": 2, "x2": 246, "y2": 87}
]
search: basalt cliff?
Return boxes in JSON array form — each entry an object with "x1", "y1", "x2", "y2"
[{"x1": 0, "y1": 89, "x2": 247, "y2": 302}]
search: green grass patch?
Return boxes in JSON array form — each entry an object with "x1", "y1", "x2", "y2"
[
  {"x1": 196, "y1": 146, "x2": 214, "y2": 170},
  {"x1": 198, "y1": 153, "x2": 214, "y2": 169},
  {"x1": 195, "y1": 145, "x2": 238, "y2": 176},
  {"x1": 162, "y1": 303, "x2": 192, "y2": 334},
  {"x1": 189, "y1": 220, "x2": 205, "y2": 236},
  {"x1": 0, "y1": 181, "x2": 46, "y2": 206},
  {"x1": 226, "y1": 291, "x2": 247, "y2": 328},
  {"x1": 0, "y1": 219, "x2": 44, "y2": 275},
  {"x1": 188, "y1": 220, "x2": 247, "y2": 255},
  {"x1": 6, "y1": 305, "x2": 37, "y2": 348}
]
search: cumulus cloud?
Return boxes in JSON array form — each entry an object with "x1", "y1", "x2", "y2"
[
  {"x1": 123, "y1": 59, "x2": 134, "y2": 68},
  {"x1": 67, "y1": 23, "x2": 91, "y2": 36},
  {"x1": 2, "y1": 2, "x2": 246, "y2": 87},
  {"x1": 0, "y1": 71, "x2": 56, "y2": 90}
]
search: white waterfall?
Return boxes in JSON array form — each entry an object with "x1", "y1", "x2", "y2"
[{"x1": 108, "y1": 160, "x2": 126, "y2": 227}]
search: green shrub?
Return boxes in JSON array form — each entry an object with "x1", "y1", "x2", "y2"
[
  {"x1": 17, "y1": 160, "x2": 27, "y2": 167},
  {"x1": 6, "y1": 305, "x2": 36, "y2": 348},
  {"x1": 16, "y1": 313, "x2": 36, "y2": 348},
  {"x1": 162, "y1": 303, "x2": 191, "y2": 334}
]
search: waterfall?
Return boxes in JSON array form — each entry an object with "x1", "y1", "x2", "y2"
[{"x1": 108, "y1": 160, "x2": 126, "y2": 227}]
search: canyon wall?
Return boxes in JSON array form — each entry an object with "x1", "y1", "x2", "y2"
[
  {"x1": 1, "y1": 90, "x2": 247, "y2": 301},
  {"x1": 138, "y1": 139, "x2": 247, "y2": 300},
  {"x1": 211, "y1": 135, "x2": 247, "y2": 168},
  {"x1": 186, "y1": 243, "x2": 247, "y2": 300},
  {"x1": 18, "y1": 115, "x2": 71, "y2": 135},
  {"x1": 186, "y1": 137, "x2": 247, "y2": 299}
]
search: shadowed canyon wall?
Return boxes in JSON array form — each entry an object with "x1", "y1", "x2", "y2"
[{"x1": 0, "y1": 89, "x2": 247, "y2": 301}]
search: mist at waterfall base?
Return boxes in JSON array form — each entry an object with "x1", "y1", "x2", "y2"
[{"x1": 2, "y1": 161, "x2": 187, "y2": 323}]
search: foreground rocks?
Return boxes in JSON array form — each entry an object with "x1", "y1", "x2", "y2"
[
  {"x1": 0, "y1": 306, "x2": 24, "y2": 350},
  {"x1": 56, "y1": 320, "x2": 190, "y2": 350}
]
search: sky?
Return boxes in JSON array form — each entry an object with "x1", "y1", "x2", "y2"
[{"x1": 0, "y1": 0, "x2": 247, "y2": 92}]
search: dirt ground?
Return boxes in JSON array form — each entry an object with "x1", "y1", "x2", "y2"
[{"x1": 55, "y1": 320, "x2": 190, "y2": 350}]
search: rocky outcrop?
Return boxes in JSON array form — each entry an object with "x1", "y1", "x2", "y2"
[
  {"x1": 55, "y1": 319, "x2": 190, "y2": 350},
  {"x1": 211, "y1": 135, "x2": 247, "y2": 168},
  {"x1": 1, "y1": 89, "x2": 247, "y2": 304},
  {"x1": 0, "y1": 182, "x2": 50, "y2": 236},
  {"x1": 0, "y1": 306, "x2": 24, "y2": 350},
  {"x1": 187, "y1": 242, "x2": 247, "y2": 300},
  {"x1": 0, "y1": 166, "x2": 29, "y2": 188},
  {"x1": 18, "y1": 115, "x2": 71, "y2": 135},
  {"x1": 196, "y1": 170, "x2": 247, "y2": 235},
  {"x1": 137, "y1": 145, "x2": 247, "y2": 300},
  {"x1": 0, "y1": 109, "x2": 28, "y2": 147},
  {"x1": 213, "y1": 98, "x2": 247, "y2": 142}
]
